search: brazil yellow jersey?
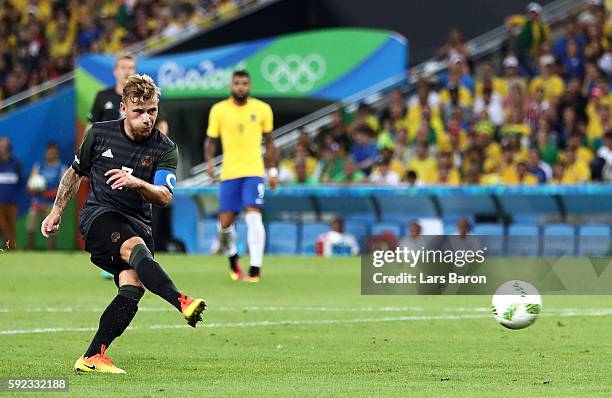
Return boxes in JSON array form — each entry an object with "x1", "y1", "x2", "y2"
[{"x1": 207, "y1": 97, "x2": 273, "y2": 181}]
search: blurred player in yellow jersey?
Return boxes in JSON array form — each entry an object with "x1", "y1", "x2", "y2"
[{"x1": 205, "y1": 70, "x2": 276, "y2": 282}]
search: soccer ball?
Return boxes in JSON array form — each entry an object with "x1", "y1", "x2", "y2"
[
  {"x1": 492, "y1": 280, "x2": 542, "y2": 330},
  {"x1": 27, "y1": 174, "x2": 47, "y2": 192}
]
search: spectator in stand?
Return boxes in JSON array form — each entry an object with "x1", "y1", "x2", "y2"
[
  {"x1": 586, "y1": 95, "x2": 611, "y2": 147},
  {"x1": 559, "y1": 39, "x2": 585, "y2": 80},
  {"x1": 287, "y1": 160, "x2": 318, "y2": 186},
  {"x1": 278, "y1": 142, "x2": 318, "y2": 184},
  {"x1": 0, "y1": 137, "x2": 21, "y2": 250},
  {"x1": 77, "y1": 14, "x2": 100, "y2": 53},
  {"x1": 438, "y1": 53, "x2": 474, "y2": 93},
  {"x1": 315, "y1": 216, "x2": 359, "y2": 257},
  {"x1": 529, "y1": 55, "x2": 566, "y2": 102},
  {"x1": 438, "y1": 28, "x2": 471, "y2": 66},
  {"x1": 551, "y1": 162, "x2": 566, "y2": 184},
  {"x1": 506, "y1": 2, "x2": 550, "y2": 74},
  {"x1": 527, "y1": 147, "x2": 552, "y2": 183},
  {"x1": 562, "y1": 147, "x2": 591, "y2": 183},
  {"x1": 407, "y1": 80, "x2": 439, "y2": 115},
  {"x1": 578, "y1": 0, "x2": 606, "y2": 27},
  {"x1": 26, "y1": 142, "x2": 67, "y2": 250},
  {"x1": 593, "y1": 131, "x2": 612, "y2": 181},
  {"x1": 504, "y1": 160, "x2": 539, "y2": 185},
  {"x1": 435, "y1": 151, "x2": 461, "y2": 185},
  {"x1": 315, "y1": 143, "x2": 345, "y2": 183},
  {"x1": 298, "y1": 130, "x2": 319, "y2": 157},
  {"x1": 566, "y1": 133, "x2": 594, "y2": 165},
  {"x1": 334, "y1": 156, "x2": 366, "y2": 184},
  {"x1": 351, "y1": 103, "x2": 380, "y2": 134},
  {"x1": 351, "y1": 125, "x2": 378, "y2": 175},
  {"x1": 403, "y1": 170, "x2": 422, "y2": 186},
  {"x1": 380, "y1": 88, "x2": 409, "y2": 121},
  {"x1": 406, "y1": 142, "x2": 437, "y2": 184},
  {"x1": 474, "y1": 84, "x2": 504, "y2": 127},
  {"x1": 369, "y1": 159, "x2": 400, "y2": 185},
  {"x1": 534, "y1": 120, "x2": 559, "y2": 165},
  {"x1": 498, "y1": 55, "x2": 528, "y2": 99},
  {"x1": 554, "y1": 18, "x2": 586, "y2": 61}
]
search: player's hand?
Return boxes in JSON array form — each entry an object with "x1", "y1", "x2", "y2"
[
  {"x1": 105, "y1": 169, "x2": 142, "y2": 190},
  {"x1": 206, "y1": 161, "x2": 215, "y2": 178},
  {"x1": 41, "y1": 211, "x2": 61, "y2": 238}
]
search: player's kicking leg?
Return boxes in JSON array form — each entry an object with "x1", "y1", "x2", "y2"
[
  {"x1": 75, "y1": 236, "x2": 205, "y2": 374},
  {"x1": 120, "y1": 236, "x2": 206, "y2": 327}
]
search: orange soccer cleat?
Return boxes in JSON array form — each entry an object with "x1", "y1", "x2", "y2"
[
  {"x1": 179, "y1": 293, "x2": 206, "y2": 327},
  {"x1": 74, "y1": 345, "x2": 126, "y2": 374}
]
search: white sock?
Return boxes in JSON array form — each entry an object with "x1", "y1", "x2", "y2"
[
  {"x1": 245, "y1": 211, "x2": 265, "y2": 268},
  {"x1": 217, "y1": 222, "x2": 237, "y2": 257}
]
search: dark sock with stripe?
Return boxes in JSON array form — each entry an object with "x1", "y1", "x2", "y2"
[
  {"x1": 84, "y1": 285, "x2": 144, "y2": 357},
  {"x1": 129, "y1": 244, "x2": 182, "y2": 311}
]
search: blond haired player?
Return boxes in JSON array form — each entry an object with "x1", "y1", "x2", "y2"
[{"x1": 42, "y1": 75, "x2": 205, "y2": 373}]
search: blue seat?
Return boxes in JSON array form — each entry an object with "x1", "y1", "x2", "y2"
[
  {"x1": 376, "y1": 196, "x2": 437, "y2": 218},
  {"x1": 578, "y1": 224, "x2": 611, "y2": 256},
  {"x1": 542, "y1": 224, "x2": 576, "y2": 257},
  {"x1": 371, "y1": 222, "x2": 402, "y2": 237},
  {"x1": 443, "y1": 224, "x2": 457, "y2": 235},
  {"x1": 201, "y1": 221, "x2": 218, "y2": 254},
  {"x1": 438, "y1": 195, "x2": 497, "y2": 217},
  {"x1": 267, "y1": 222, "x2": 299, "y2": 255},
  {"x1": 507, "y1": 224, "x2": 540, "y2": 257},
  {"x1": 344, "y1": 221, "x2": 369, "y2": 250},
  {"x1": 345, "y1": 212, "x2": 377, "y2": 223},
  {"x1": 473, "y1": 223, "x2": 505, "y2": 256},
  {"x1": 171, "y1": 194, "x2": 199, "y2": 253},
  {"x1": 300, "y1": 222, "x2": 328, "y2": 255}
]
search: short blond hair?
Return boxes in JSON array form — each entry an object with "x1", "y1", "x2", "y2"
[{"x1": 122, "y1": 74, "x2": 161, "y2": 104}]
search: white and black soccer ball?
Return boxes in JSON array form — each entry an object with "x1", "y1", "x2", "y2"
[
  {"x1": 492, "y1": 280, "x2": 542, "y2": 330},
  {"x1": 27, "y1": 174, "x2": 47, "y2": 192}
]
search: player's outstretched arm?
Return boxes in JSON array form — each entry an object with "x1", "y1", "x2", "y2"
[
  {"x1": 104, "y1": 169, "x2": 173, "y2": 207},
  {"x1": 41, "y1": 168, "x2": 83, "y2": 238}
]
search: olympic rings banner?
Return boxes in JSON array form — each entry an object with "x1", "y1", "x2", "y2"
[{"x1": 75, "y1": 28, "x2": 407, "y2": 123}]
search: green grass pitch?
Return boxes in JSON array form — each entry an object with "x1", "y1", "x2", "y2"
[{"x1": 1, "y1": 253, "x2": 611, "y2": 397}]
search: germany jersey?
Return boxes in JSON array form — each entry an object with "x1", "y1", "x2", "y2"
[{"x1": 72, "y1": 119, "x2": 178, "y2": 239}]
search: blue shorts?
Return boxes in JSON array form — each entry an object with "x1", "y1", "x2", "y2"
[{"x1": 219, "y1": 176, "x2": 265, "y2": 213}]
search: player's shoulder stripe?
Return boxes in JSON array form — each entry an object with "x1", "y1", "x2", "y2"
[{"x1": 156, "y1": 130, "x2": 177, "y2": 149}]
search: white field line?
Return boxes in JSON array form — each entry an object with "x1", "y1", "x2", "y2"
[
  {"x1": 2, "y1": 309, "x2": 612, "y2": 336},
  {"x1": 0, "y1": 306, "x2": 608, "y2": 314}
]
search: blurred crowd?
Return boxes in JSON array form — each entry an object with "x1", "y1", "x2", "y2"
[
  {"x1": 277, "y1": 1, "x2": 612, "y2": 186},
  {"x1": 0, "y1": 0, "x2": 247, "y2": 101}
]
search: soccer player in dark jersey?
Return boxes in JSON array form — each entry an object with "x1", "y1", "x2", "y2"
[
  {"x1": 88, "y1": 54, "x2": 169, "y2": 278},
  {"x1": 41, "y1": 74, "x2": 205, "y2": 374}
]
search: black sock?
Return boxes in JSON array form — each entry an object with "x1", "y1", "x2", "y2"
[
  {"x1": 248, "y1": 266, "x2": 260, "y2": 277},
  {"x1": 129, "y1": 244, "x2": 182, "y2": 311},
  {"x1": 84, "y1": 285, "x2": 144, "y2": 358},
  {"x1": 229, "y1": 254, "x2": 240, "y2": 271}
]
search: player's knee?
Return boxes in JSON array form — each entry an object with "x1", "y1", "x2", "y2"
[
  {"x1": 120, "y1": 236, "x2": 146, "y2": 263},
  {"x1": 118, "y1": 269, "x2": 144, "y2": 289},
  {"x1": 118, "y1": 283, "x2": 145, "y2": 303},
  {"x1": 219, "y1": 213, "x2": 235, "y2": 229}
]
